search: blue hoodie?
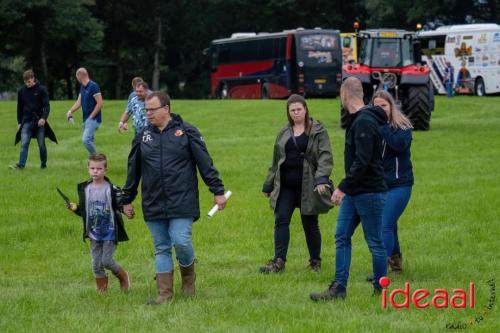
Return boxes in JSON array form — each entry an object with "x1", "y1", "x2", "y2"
[{"x1": 380, "y1": 125, "x2": 414, "y2": 188}]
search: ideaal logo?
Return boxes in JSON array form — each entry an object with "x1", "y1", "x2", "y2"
[
  {"x1": 379, "y1": 277, "x2": 496, "y2": 330},
  {"x1": 380, "y1": 277, "x2": 475, "y2": 309}
]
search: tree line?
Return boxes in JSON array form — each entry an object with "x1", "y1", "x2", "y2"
[{"x1": 1, "y1": 0, "x2": 498, "y2": 99}]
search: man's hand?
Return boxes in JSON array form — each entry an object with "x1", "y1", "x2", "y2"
[
  {"x1": 123, "y1": 203, "x2": 135, "y2": 219},
  {"x1": 68, "y1": 203, "x2": 77, "y2": 211},
  {"x1": 331, "y1": 188, "x2": 345, "y2": 206},
  {"x1": 263, "y1": 192, "x2": 271, "y2": 198},
  {"x1": 118, "y1": 121, "x2": 128, "y2": 133},
  {"x1": 314, "y1": 184, "x2": 327, "y2": 195},
  {"x1": 214, "y1": 195, "x2": 227, "y2": 210},
  {"x1": 66, "y1": 110, "x2": 73, "y2": 120},
  {"x1": 38, "y1": 119, "x2": 46, "y2": 127}
]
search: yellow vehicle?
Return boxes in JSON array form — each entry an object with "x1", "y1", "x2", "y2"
[{"x1": 341, "y1": 32, "x2": 357, "y2": 64}]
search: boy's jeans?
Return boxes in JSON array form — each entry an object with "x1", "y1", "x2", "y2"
[
  {"x1": 146, "y1": 218, "x2": 195, "y2": 273},
  {"x1": 334, "y1": 192, "x2": 387, "y2": 289},
  {"x1": 82, "y1": 118, "x2": 100, "y2": 155}
]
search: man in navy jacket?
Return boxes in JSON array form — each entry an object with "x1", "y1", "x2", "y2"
[{"x1": 122, "y1": 91, "x2": 227, "y2": 305}]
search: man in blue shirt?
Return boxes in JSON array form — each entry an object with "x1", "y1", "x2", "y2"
[
  {"x1": 118, "y1": 81, "x2": 150, "y2": 135},
  {"x1": 67, "y1": 68, "x2": 103, "y2": 154}
]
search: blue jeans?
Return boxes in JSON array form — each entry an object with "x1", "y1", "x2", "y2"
[
  {"x1": 19, "y1": 121, "x2": 46, "y2": 168},
  {"x1": 334, "y1": 192, "x2": 387, "y2": 289},
  {"x1": 145, "y1": 218, "x2": 195, "y2": 273},
  {"x1": 445, "y1": 81, "x2": 454, "y2": 97},
  {"x1": 82, "y1": 118, "x2": 100, "y2": 155},
  {"x1": 382, "y1": 186, "x2": 412, "y2": 257}
]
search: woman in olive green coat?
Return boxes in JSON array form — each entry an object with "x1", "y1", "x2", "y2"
[{"x1": 260, "y1": 94, "x2": 333, "y2": 273}]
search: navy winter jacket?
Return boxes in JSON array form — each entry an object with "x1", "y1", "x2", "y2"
[
  {"x1": 380, "y1": 125, "x2": 414, "y2": 188},
  {"x1": 122, "y1": 114, "x2": 224, "y2": 221}
]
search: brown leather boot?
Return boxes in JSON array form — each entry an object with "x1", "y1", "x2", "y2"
[
  {"x1": 147, "y1": 272, "x2": 174, "y2": 305},
  {"x1": 388, "y1": 253, "x2": 403, "y2": 274},
  {"x1": 259, "y1": 258, "x2": 285, "y2": 273},
  {"x1": 114, "y1": 267, "x2": 130, "y2": 291},
  {"x1": 180, "y1": 263, "x2": 196, "y2": 296},
  {"x1": 95, "y1": 276, "x2": 108, "y2": 293}
]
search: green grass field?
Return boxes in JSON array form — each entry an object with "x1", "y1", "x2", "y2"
[{"x1": 0, "y1": 97, "x2": 499, "y2": 332}]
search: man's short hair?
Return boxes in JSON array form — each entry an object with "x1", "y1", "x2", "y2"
[
  {"x1": 88, "y1": 153, "x2": 107, "y2": 168},
  {"x1": 131, "y1": 77, "x2": 143, "y2": 88},
  {"x1": 340, "y1": 77, "x2": 364, "y2": 100},
  {"x1": 146, "y1": 91, "x2": 171, "y2": 108},
  {"x1": 76, "y1": 67, "x2": 88, "y2": 77},
  {"x1": 136, "y1": 81, "x2": 149, "y2": 90},
  {"x1": 23, "y1": 70, "x2": 35, "y2": 81}
]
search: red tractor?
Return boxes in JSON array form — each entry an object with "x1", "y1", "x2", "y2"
[{"x1": 341, "y1": 29, "x2": 434, "y2": 130}]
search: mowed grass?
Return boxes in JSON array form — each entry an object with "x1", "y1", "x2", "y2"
[{"x1": 0, "y1": 96, "x2": 499, "y2": 333}]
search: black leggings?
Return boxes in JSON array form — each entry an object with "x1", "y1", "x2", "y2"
[{"x1": 274, "y1": 186, "x2": 321, "y2": 261}]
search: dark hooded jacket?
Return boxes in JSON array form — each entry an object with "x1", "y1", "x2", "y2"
[
  {"x1": 72, "y1": 177, "x2": 129, "y2": 244},
  {"x1": 122, "y1": 114, "x2": 224, "y2": 222},
  {"x1": 338, "y1": 106, "x2": 388, "y2": 195},
  {"x1": 14, "y1": 80, "x2": 57, "y2": 145}
]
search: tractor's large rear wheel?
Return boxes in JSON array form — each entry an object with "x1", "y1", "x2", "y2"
[{"x1": 403, "y1": 86, "x2": 432, "y2": 131}]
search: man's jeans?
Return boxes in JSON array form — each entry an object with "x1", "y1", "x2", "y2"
[
  {"x1": 82, "y1": 118, "x2": 100, "y2": 155},
  {"x1": 334, "y1": 192, "x2": 387, "y2": 289},
  {"x1": 19, "y1": 121, "x2": 46, "y2": 168},
  {"x1": 146, "y1": 218, "x2": 195, "y2": 273}
]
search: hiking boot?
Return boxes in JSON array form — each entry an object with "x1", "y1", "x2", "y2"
[
  {"x1": 373, "y1": 287, "x2": 383, "y2": 296},
  {"x1": 180, "y1": 262, "x2": 196, "y2": 296},
  {"x1": 310, "y1": 281, "x2": 346, "y2": 301},
  {"x1": 308, "y1": 259, "x2": 321, "y2": 272},
  {"x1": 147, "y1": 272, "x2": 173, "y2": 305},
  {"x1": 95, "y1": 276, "x2": 108, "y2": 293},
  {"x1": 9, "y1": 163, "x2": 24, "y2": 170},
  {"x1": 388, "y1": 253, "x2": 403, "y2": 274},
  {"x1": 366, "y1": 274, "x2": 375, "y2": 283},
  {"x1": 259, "y1": 258, "x2": 285, "y2": 274},
  {"x1": 114, "y1": 267, "x2": 130, "y2": 291},
  {"x1": 41, "y1": 164, "x2": 47, "y2": 169}
]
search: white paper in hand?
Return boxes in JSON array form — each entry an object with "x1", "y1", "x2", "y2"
[{"x1": 207, "y1": 191, "x2": 232, "y2": 219}]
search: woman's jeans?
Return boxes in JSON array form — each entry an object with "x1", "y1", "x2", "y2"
[
  {"x1": 146, "y1": 218, "x2": 195, "y2": 273},
  {"x1": 19, "y1": 121, "x2": 46, "y2": 167},
  {"x1": 82, "y1": 118, "x2": 100, "y2": 155},
  {"x1": 274, "y1": 186, "x2": 321, "y2": 261},
  {"x1": 382, "y1": 186, "x2": 412, "y2": 257},
  {"x1": 334, "y1": 192, "x2": 387, "y2": 289}
]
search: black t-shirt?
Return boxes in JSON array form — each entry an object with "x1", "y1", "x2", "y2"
[{"x1": 281, "y1": 132, "x2": 309, "y2": 189}]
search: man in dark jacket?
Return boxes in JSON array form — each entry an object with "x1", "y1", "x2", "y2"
[
  {"x1": 11, "y1": 70, "x2": 57, "y2": 169},
  {"x1": 310, "y1": 77, "x2": 388, "y2": 301},
  {"x1": 122, "y1": 91, "x2": 227, "y2": 305}
]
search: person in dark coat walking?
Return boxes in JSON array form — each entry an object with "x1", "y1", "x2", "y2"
[
  {"x1": 11, "y1": 70, "x2": 57, "y2": 169},
  {"x1": 122, "y1": 91, "x2": 227, "y2": 305},
  {"x1": 372, "y1": 90, "x2": 414, "y2": 275},
  {"x1": 310, "y1": 77, "x2": 388, "y2": 301}
]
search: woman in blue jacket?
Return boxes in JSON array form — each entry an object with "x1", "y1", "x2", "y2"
[{"x1": 372, "y1": 90, "x2": 413, "y2": 274}]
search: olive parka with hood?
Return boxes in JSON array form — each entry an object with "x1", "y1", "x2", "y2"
[{"x1": 262, "y1": 118, "x2": 333, "y2": 215}]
